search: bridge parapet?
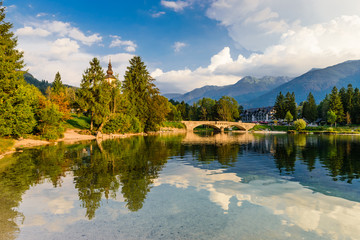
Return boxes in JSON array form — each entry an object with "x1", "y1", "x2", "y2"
[{"x1": 181, "y1": 121, "x2": 255, "y2": 132}]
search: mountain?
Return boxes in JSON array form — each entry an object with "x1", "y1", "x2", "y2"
[
  {"x1": 248, "y1": 60, "x2": 360, "y2": 108},
  {"x1": 166, "y1": 76, "x2": 291, "y2": 104}
]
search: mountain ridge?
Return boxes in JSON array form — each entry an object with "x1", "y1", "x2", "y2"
[{"x1": 165, "y1": 76, "x2": 291, "y2": 104}]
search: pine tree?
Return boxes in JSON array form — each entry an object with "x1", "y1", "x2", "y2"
[
  {"x1": 51, "y1": 71, "x2": 65, "y2": 94},
  {"x1": 77, "y1": 58, "x2": 112, "y2": 131},
  {"x1": 302, "y1": 92, "x2": 317, "y2": 122},
  {"x1": 352, "y1": 88, "x2": 360, "y2": 124},
  {"x1": 122, "y1": 56, "x2": 167, "y2": 131},
  {"x1": 329, "y1": 86, "x2": 344, "y2": 124},
  {"x1": 0, "y1": 7, "x2": 37, "y2": 136},
  {"x1": 274, "y1": 92, "x2": 286, "y2": 119},
  {"x1": 345, "y1": 84, "x2": 354, "y2": 123},
  {"x1": 285, "y1": 92, "x2": 297, "y2": 120}
]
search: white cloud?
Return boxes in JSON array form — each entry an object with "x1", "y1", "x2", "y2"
[
  {"x1": 36, "y1": 12, "x2": 48, "y2": 18},
  {"x1": 50, "y1": 38, "x2": 80, "y2": 57},
  {"x1": 206, "y1": 0, "x2": 360, "y2": 50},
  {"x1": 15, "y1": 19, "x2": 133, "y2": 87},
  {"x1": 20, "y1": 20, "x2": 102, "y2": 46},
  {"x1": 152, "y1": 47, "x2": 240, "y2": 93},
  {"x1": 151, "y1": 11, "x2": 166, "y2": 18},
  {"x1": 109, "y1": 36, "x2": 137, "y2": 52},
  {"x1": 173, "y1": 41, "x2": 186, "y2": 52},
  {"x1": 155, "y1": 2, "x2": 360, "y2": 94},
  {"x1": 161, "y1": 0, "x2": 190, "y2": 12},
  {"x1": 15, "y1": 26, "x2": 51, "y2": 37}
]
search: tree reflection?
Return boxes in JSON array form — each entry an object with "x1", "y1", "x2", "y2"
[
  {"x1": 0, "y1": 143, "x2": 85, "y2": 239},
  {"x1": 271, "y1": 134, "x2": 360, "y2": 182},
  {"x1": 72, "y1": 135, "x2": 182, "y2": 217}
]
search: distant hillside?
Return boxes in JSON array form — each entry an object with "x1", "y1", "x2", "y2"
[
  {"x1": 167, "y1": 76, "x2": 291, "y2": 104},
  {"x1": 248, "y1": 60, "x2": 360, "y2": 108},
  {"x1": 24, "y1": 73, "x2": 76, "y2": 95},
  {"x1": 24, "y1": 73, "x2": 52, "y2": 95}
]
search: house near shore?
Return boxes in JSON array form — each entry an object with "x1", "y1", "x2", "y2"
[{"x1": 242, "y1": 106, "x2": 275, "y2": 123}]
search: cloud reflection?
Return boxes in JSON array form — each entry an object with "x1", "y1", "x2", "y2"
[{"x1": 154, "y1": 161, "x2": 360, "y2": 239}]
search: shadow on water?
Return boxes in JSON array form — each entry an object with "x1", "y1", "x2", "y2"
[{"x1": 1, "y1": 132, "x2": 360, "y2": 239}]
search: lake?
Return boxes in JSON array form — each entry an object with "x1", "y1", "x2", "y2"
[{"x1": 1, "y1": 132, "x2": 360, "y2": 240}]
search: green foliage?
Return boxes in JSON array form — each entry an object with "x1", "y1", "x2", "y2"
[
  {"x1": 0, "y1": 138, "x2": 14, "y2": 154},
  {"x1": 23, "y1": 73, "x2": 51, "y2": 95},
  {"x1": 66, "y1": 114, "x2": 91, "y2": 130},
  {"x1": 161, "y1": 121, "x2": 185, "y2": 129},
  {"x1": 302, "y1": 92, "x2": 318, "y2": 122},
  {"x1": 0, "y1": 8, "x2": 38, "y2": 138},
  {"x1": 51, "y1": 72, "x2": 65, "y2": 94},
  {"x1": 77, "y1": 58, "x2": 112, "y2": 130},
  {"x1": 36, "y1": 102, "x2": 64, "y2": 140},
  {"x1": 285, "y1": 92, "x2": 297, "y2": 120},
  {"x1": 285, "y1": 111, "x2": 293, "y2": 124},
  {"x1": 198, "y1": 97, "x2": 216, "y2": 120},
  {"x1": 327, "y1": 110, "x2": 337, "y2": 126},
  {"x1": 216, "y1": 96, "x2": 239, "y2": 121},
  {"x1": 274, "y1": 92, "x2": 286, "y2": 119},
  {"x1": 146, "y1": 95, "x2": 171, "y2": 131},
  {"x1": 274, "y1": 92, "x2": 297, "y2": 120},
  {"x1": 122, "y1": 56, "x2": 169, "y2": 131},
  {"x1": 329, "y1": 86, "x2": 344, "y2": 123},
  {"x1": 0, "y1": 85, "x2": 39, "y2": 137},
  {"x1": 102, "y1": 113, "x2": 142, "y2": 134},
  {"x1": 167, "y1": 103, "x2": 182, "y2": 121},
  {"x1": 293, "y1": 119, "x2": 306, "y2": 131}
]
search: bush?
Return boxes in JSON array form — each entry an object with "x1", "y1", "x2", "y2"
[
  {"x1": 161, "y1": 121, "x2": 185, "y2": 129},
  {"x1": 293, "y1": 119, "x2": 306, "y2": 131},
  {"x1": 36, "y1": 102, "x2": 65, "y2": 140},
  {"x1": 103, "y1": 114, "x2": 143, "y2": 134}
]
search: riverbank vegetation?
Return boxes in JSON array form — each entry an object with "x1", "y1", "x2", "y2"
[{"x1": 274, "y1": 83, "x2": 360, "y2": 127}]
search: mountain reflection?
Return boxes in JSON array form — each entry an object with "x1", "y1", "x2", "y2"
[{"x1": 1, "y1": 133, "x2": 360, "y2": 239}]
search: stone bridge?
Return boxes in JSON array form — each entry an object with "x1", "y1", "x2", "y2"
[
  {"x1": 181, "y1": 121, "x2": 255, "y2": 132},
  {"x1": 182, "y1": 132, "x2": 255, "y2": 145}
]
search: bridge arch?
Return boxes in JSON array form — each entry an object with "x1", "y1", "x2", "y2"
[
  {"x1": 225, "y1": 124, "x2": 247, "y2": 131},
  {"x1": 181, "y1": 121, "x2": 255, "y2": 132},
  {"x1": 192, "y1": 124, "x2": 222, "y2": 132}
]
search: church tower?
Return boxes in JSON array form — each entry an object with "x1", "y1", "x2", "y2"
[{"x1": 105, "y1": 59, "x2": 116, "y2": 84}]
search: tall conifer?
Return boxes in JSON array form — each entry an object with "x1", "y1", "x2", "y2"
[
  {"x1": 77, "y1": 58, "x2": 112, "y2": 131},
  {"x1": 0, "y1": 6, "x2": 37, "y2": 136},
  {"x1": 302, "y1": 92, "x2": 317, "y2": 122},
  {"x1": 274, "y1": 92, "x2": 286, "y2": 119},
  {"x1": 122, "y1": 56, "x2": 169, "y2": 131},
  {"x1": 329, "y1": 86, "x2": 344, "y2": 123}
]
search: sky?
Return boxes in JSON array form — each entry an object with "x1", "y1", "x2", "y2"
[{"x1": 5, "y1": 0, "x2": 360, "y2": 94}]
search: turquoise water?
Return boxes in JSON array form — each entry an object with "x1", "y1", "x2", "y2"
[{"x1": 1, "y1": 133, "x2": 360, "y2": 239}]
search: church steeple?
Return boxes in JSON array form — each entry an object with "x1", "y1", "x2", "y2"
[{"x1": 105, "y1": 58, "x2": 116, "y2": 84}]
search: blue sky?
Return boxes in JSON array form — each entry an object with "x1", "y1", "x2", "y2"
[{"x1": 5, "y1": 0, "x2": 360, "y2": 93}]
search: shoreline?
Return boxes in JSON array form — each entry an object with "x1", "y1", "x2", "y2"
[
  {"x1": 0, "y1": 128, "x2": 186, "y2": 159},
  {"x1": 2, "y1": 128, "x2": 360, "y2": 159}
]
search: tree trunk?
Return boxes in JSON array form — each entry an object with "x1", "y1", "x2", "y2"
[
  {"x1": 90, "y1": 112, "x2": 93, "y2": 131},
  {"x1": 97, "y1": 116, "x2": 109, "y2": 132}
]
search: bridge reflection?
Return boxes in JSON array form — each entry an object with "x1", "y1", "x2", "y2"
[{"x1": 182, "y1": 132, "x2": 255, "y2": 145}]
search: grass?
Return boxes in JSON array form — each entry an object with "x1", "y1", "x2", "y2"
[
  {"x1": 0, "y1": 138, "x2": 15, "y2": 155},
  {"x1": 65, "y1": 114, "x2": 91, "y2": 130},
  {"x1": 161, "y1": 121, "x2": 185, "y2": 129}
]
